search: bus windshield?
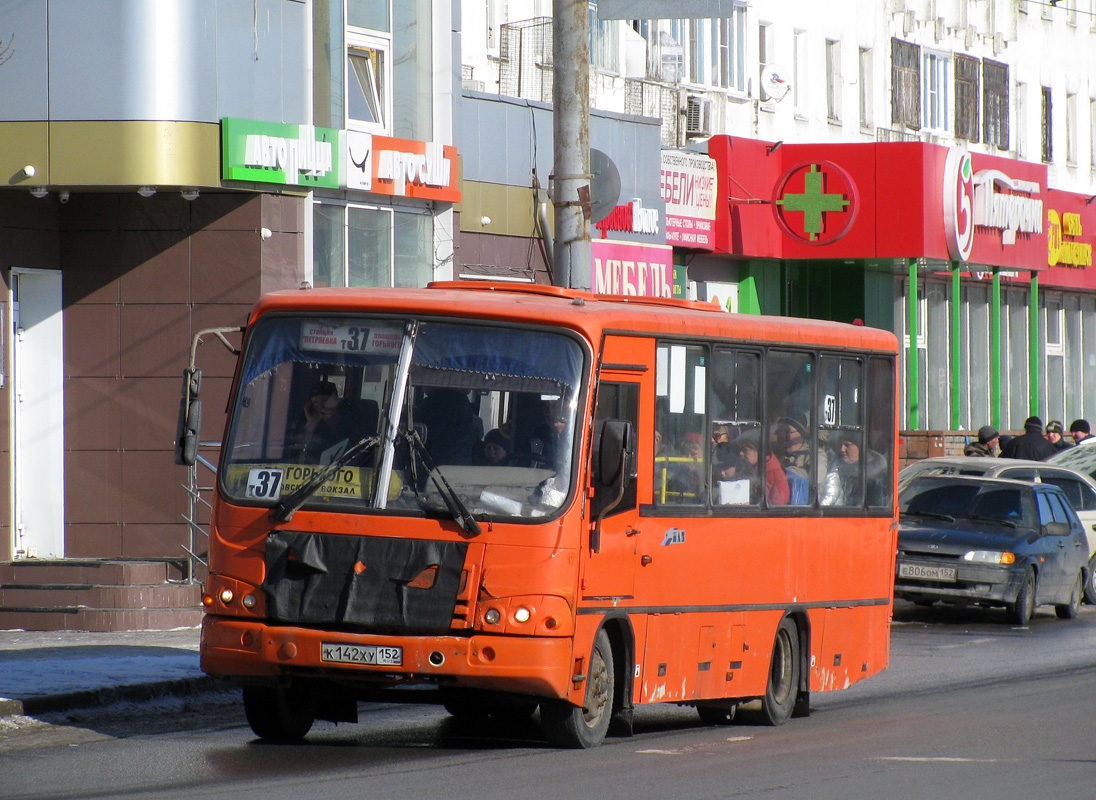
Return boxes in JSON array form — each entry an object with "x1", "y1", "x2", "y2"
[{"x1": 220, "y1": 314, "x2": 586, "y2": 522}]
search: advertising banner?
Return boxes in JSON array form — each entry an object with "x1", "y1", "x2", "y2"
[
  {"x1": 592, "y1": 240, "x2": 674, "y2": 298},
  {"x1": 661, "y1": 150, "x2": 716, "y2": 250}
]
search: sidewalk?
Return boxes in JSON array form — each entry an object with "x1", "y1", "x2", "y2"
[{"x1": 0, "y1": 627, "x2": 217, "y2": 718}]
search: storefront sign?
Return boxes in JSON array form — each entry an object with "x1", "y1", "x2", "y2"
[
  {"x1": 345, "y1": 131, "x2": 460, "y2": 202},
  {"x1": 661, "y1": 150, "x2": 716, "y2": 250},
  {"x1": 772, "y1": 161, "x2": 858, "y2": 246},
  {"x1": 592, "y1": 240, "x2": 674, "y2": 297},
  {"x1": 943, "y1": 149, "x2": 975, "y2": 261},
  {"x1": 222, "y1": 118, "x2": 339, "y2": 188},
  {"x1": 973, "y1": 168, "x2": 1043, "y2": 244},
  {"x1": 1048, "y1": 209, "x2": 1093, "y2": 268},
  {"x1": 595, "y1": 199, "x2": 661, "y2": 239}
]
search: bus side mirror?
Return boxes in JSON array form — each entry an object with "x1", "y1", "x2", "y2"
[
  {"x1": 174, "y1": 367, "x2": 202, "y2": 466},
  {"x1": 590, "y1": 420, "x2": 634, "y2": 553}
]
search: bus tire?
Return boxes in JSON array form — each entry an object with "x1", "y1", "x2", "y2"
[
  {"x1": 745, "y1": 616, "x2": 800, "y2": 726},
  {"x1": 541, "y1": 629, "x2": 614, "y2": 748},
  {"x1": 243, "y1": 684, "x2": 316, "y2": 742}
]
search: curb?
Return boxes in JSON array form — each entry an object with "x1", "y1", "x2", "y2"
[{"x1": 4, "y1": 676, "x2": 224, "y2": 718}]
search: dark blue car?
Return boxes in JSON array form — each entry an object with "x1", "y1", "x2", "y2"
[{"x1": 895, "y1": 475, "x2": 1089, "y2": 625}]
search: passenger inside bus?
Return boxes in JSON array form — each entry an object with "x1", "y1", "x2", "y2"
[
  {"x1": 480, "y1": 428, "x2": 510, "y2": 465},
  {"x1": 289, "y1": 380, "x2": 356, "y2": 464},
  {"x1": 729, "y1": 431, "x2": 790, "y2": 506},
  {"x1": 820, "y1": 432, "x2": 887, "y2": 507},
  {"x1": 773, "y1": 416, "x2": 819, "y2": 505}
]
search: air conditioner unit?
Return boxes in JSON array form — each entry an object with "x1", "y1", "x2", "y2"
[
  {"x1": 685, "y1": 95, "x2": 712, "y2": 137},
  {"x1": 462, "y1": 79, "x2": 485, "y2": 92}
]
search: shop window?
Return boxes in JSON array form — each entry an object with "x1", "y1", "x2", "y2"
[
  {"x1": 954, "y1": 54, "x2": 979, "y2": 142},
  {"x1": 312, "y1": 202, "x2": 433, "y2": 288},
  {"x1": 982, "y1": 60, "x2": 1009, "y2": 151},
  {"x1": 891, "y1": 37, "x2": 920, "y2": 130}
]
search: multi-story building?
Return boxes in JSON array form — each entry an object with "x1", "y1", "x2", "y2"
[
  {"x1": 0, "y1": 0, "x2": 457, "y2": 629},
  {"x1": 456, "y1": 0, "x2": 1096, "y2": 435}
]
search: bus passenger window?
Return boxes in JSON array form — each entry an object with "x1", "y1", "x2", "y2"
[
  {"x1": 655, "y1": 343, "x2": 707, "y2": 505},
  {"x1": 767, "y1": 351, "x2": 818, "y2": 506}
]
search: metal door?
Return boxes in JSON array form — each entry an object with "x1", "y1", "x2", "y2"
[{"x1": 11, "y1": 269, "x2": 64, "y2": 558}]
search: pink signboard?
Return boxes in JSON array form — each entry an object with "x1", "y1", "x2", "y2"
[{"x1": 592, "y1": 240, "x2": 674, "y2": 298}]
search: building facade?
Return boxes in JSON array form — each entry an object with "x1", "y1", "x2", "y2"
[
  {"x1": 0, "y1": 0, "x2": 457, "y2": 570},
  {"x1": 455, "y1": 0, "x2": 1096, "y2": 435}
]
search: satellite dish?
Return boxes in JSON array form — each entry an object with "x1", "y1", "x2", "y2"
[
  {"x1": 761, "y1": 64, "x2": 791, "y2": 101},
  {"x1": 590, "y1": 149, "x2": 621, "y2": 224}
]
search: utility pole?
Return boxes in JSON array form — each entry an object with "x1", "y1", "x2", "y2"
[{"x1": 551, "y1": 0, "x2": 591, "y2": 290}]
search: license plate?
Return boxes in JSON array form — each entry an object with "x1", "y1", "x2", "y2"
[
  {"x1": 321, "y1": 643, "x2": 402, "y2": 667},
  {"x1": 899, "y1": 563, "x2": 957, "y2": 582}
]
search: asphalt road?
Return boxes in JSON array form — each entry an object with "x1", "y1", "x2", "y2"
[{"x1": 4, "y1": 600, "x2": 1096, "y2": 800}]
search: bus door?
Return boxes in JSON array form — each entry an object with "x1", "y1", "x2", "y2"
[{"x1": 581, "y1": 337, "x2": 652, "y2": 600}]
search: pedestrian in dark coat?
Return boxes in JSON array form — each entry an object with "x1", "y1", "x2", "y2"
[{"x1": 999, "y1": 416, "x2": 1058, "y2": 461}]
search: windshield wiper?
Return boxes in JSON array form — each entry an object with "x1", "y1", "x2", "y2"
[
  {"x1": 964, "y1": 515, "x2": 1018, "y2": 528},
  {"x1": 904, "y1": 510, "x2": 955, "y2": 522},
  {"x1": 271, "y1": 435, "x2": 381, "y2": 523},
  {"x1": 405, "y1": 430, "x2": 482, "y2": 537}
]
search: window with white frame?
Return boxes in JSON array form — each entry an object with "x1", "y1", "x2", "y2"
[
  {"x1": 793, "y1": 30, "x2": 807, "y2": 114},
  {"x1": 1091, "y1": 99, "x2": 1096, "y2": 173},
  {"x1": 826, "y1": 39, "x2": 841, "y2": 122},
  {"x1": 1046, "y1": 294, "x2": 1066, "y2": 422},
  {"x1": 859, "y1": 47, "x2": 873, "y2": 130},
  {"x1": 758, "y1": 22, "x2": 773, "y2": 101},
  {"x1": 679, "y1": 9, "x2": 746, "y2": 91},
  {"x1": 922, "y1": 50, "x2": 951, "y2": 134},
  {"x1": 347, "y1": 0, "x2": 392, "y2": 135},
  {"x1": 589, "y1": 2, "x2": 620, "y2": 74},
  {"x1": 1066, "y1": 93, "x2": 1077, "y2": 165},
  {"x1": 487, "y1": 0, "x2": 500, "y2": 54}
]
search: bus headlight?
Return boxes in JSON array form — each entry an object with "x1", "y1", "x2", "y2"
[{"x1": 476, "y1": 595, "x2": 573, "y2": 635}]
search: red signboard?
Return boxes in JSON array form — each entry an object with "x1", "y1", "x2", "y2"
[{"x1": 708, "y1": 136, "x2": 1069, "y2": 277}]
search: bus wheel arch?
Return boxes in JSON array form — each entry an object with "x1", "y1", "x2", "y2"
[
  {"x1": 740, "y1": 612, "x2": 805, "y2": 726},
  {"x1": 541, "y1": 626, "x2": 618, "y2": 748},
  {"x1": 601, "y1": 615, "x2": 635, "y2": 736}
]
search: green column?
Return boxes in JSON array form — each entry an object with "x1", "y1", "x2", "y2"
[
  {"x1": 908, "y1": 259, "x2": 919, "y2": 430},
  {"x1": 990, "y1": 270, "x2": 1001, "y2": 431},
  {"x1": 1029, "y1": 271, "x2": 1040, "y2": 417},
  {"x1": 951, "y1": 263, "x2": 961, "y2": 429}
]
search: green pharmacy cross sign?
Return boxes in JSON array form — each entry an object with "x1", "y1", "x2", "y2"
[{"x1": 772, "y1": 162, "x2": 858, "y2": 246}]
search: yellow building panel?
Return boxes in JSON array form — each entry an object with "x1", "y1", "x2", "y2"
[
  {"x1": 458, "y1": 180, "x2": 550, "y2": 237},
  {"x1": 0, "y1": 122, "x2": 51, "y2": 187},
  {"x1": 49, "y1": 121, "x2": 223, "y2": 188}
]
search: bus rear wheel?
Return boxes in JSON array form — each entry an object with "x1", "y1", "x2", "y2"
[
  {"x1": 742, "y1": 617, "x2": 800, "y2": 726},
  {"x1": 243, "y1": 684, "x2": 316, "y2": 742},
  {"x1": 541, "y1": 629, "x2": 614, "y2": 748}
]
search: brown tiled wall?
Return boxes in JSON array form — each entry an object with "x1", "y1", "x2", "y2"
[{"x1": 0, "y1": 190, "x2": 305, "y2": 562}]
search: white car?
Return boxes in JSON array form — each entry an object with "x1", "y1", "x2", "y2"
[{"x1": 899, "y1": 456, "x2": 1096, "y2": 603}]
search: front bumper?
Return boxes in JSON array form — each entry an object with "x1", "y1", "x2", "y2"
[
  {"x1": 894, "y1": 557, "x2": 1024, "y2": 607},
  {"x1": 200, "y1": 615, "x2": 576, "y2": 700}
]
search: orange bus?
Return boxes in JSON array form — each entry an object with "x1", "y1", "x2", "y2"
[{"x1": 189, "y1": 281, "x2": 898, "y2": 748}]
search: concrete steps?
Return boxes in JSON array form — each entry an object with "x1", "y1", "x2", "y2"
[{"x1": 0, "y1": 559, "x2": 202, "y2": 632}]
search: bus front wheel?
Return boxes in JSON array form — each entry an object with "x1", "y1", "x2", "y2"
[
  {"x1": 541, "y1": 629, "x2": 615, "y2": 748},
  {"x1": 243, "y1": 684, "x2": 316, "y2": 742}
]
